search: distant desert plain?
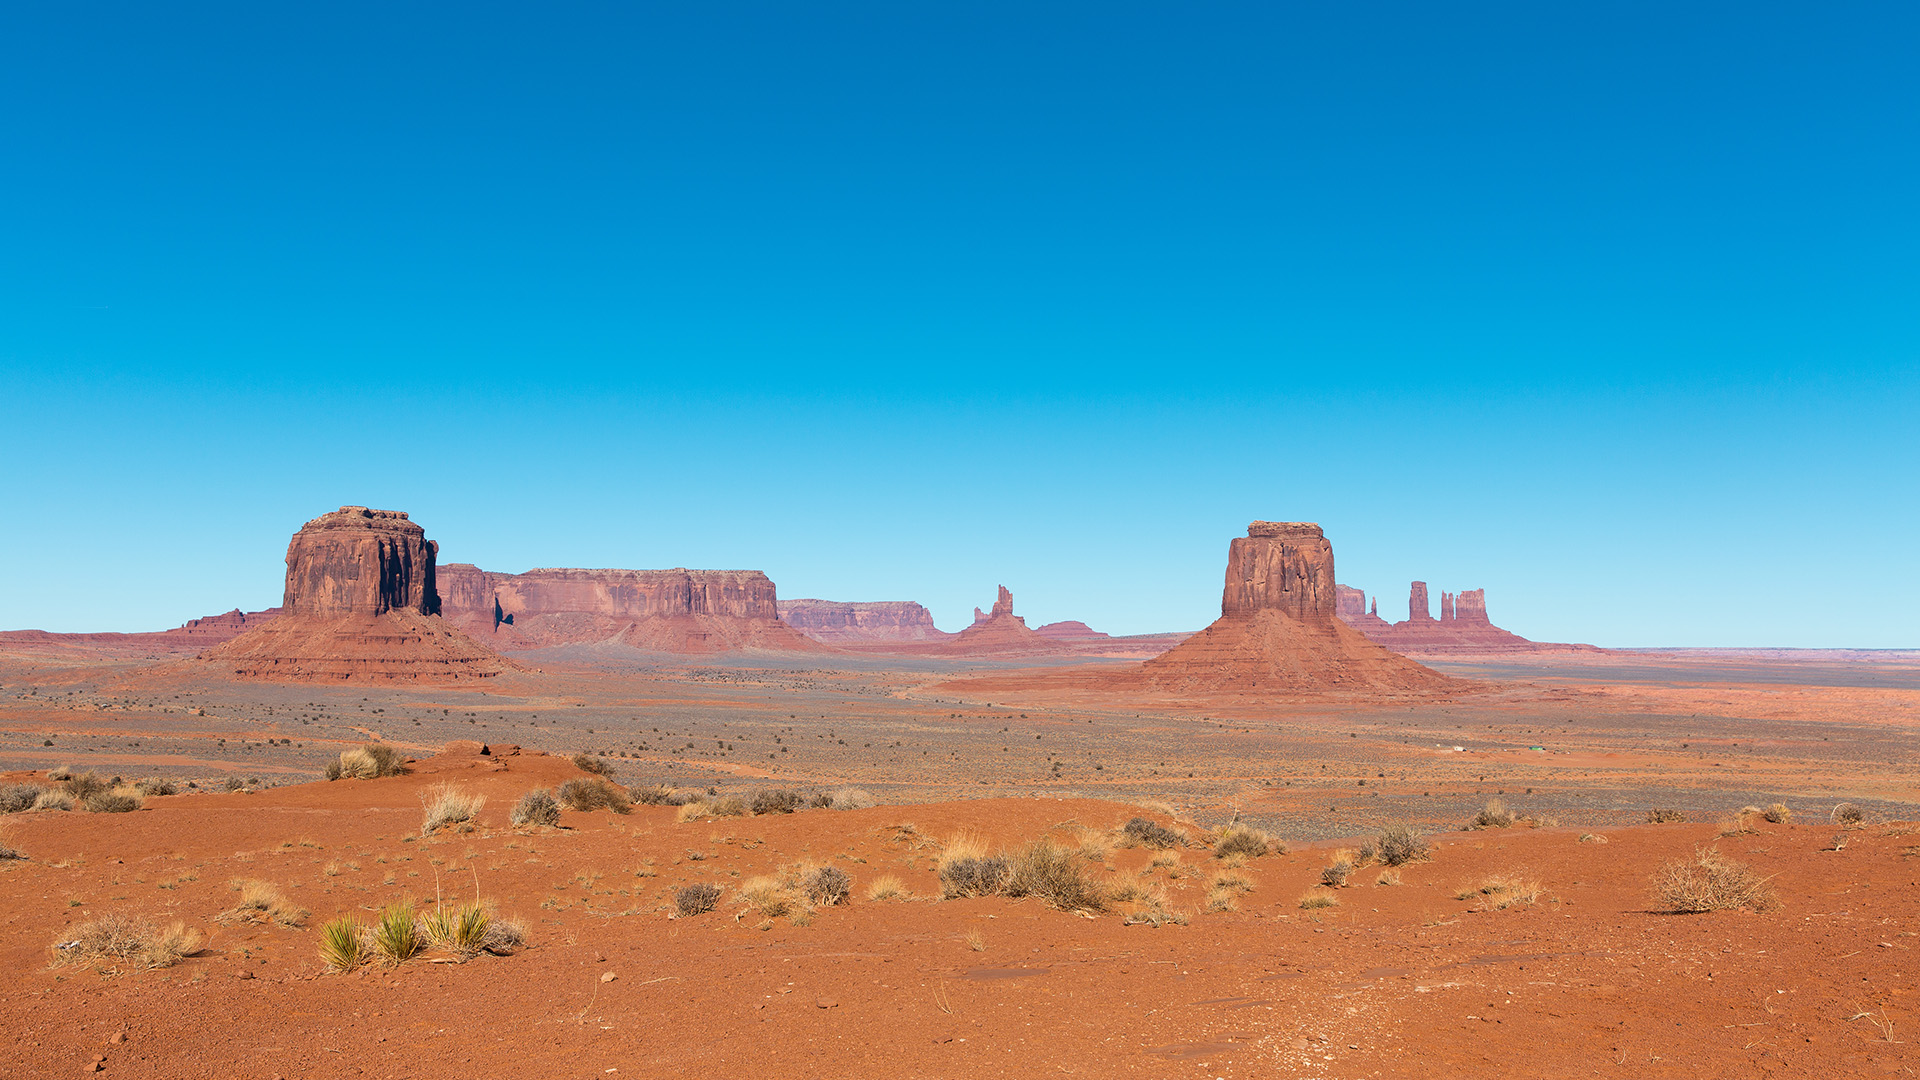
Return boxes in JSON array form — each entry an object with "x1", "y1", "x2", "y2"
[{"x1": 0, "y1": 507, "x2": 1914, "y2": 1079}]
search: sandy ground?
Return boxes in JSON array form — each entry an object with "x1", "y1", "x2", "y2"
[{"x1": 0, "y1": 644, "x2": 1915, "y2": 1077}]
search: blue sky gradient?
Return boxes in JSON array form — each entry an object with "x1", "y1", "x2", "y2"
[{"x1": 3, "y1": 3, "x2": 1915, "y2": 645}]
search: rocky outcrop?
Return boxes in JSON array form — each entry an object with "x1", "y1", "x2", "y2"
[
  {"x1": 283, "y1": 507, "x2": 441, "y2": 618},
  {"x1": 947, "y1": 586, "x2": 1061, "y2": 655},
  {"x1": 437, "y1": 565, "x2": 823, "y2": 654},
  {"x1": 1143, "y1": 522, "x2": 1458, "y2": 694},
  {"x1": 778, "y1": 599, "x2": 949, "y2": 643},
  {"x1": 1335, "y1": 580, "x2": 1598, "y2": 654},
  {"x1": 197, "y1": 508, "x2": 508, "y2": 681}
]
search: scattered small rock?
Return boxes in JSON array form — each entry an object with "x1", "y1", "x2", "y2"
[
  {"x1": 816, "y1": 996, "x2": 838, "y2": 1009},
  {"x1": 600, "y1": 971, "x2": 617, "y2": 983}
]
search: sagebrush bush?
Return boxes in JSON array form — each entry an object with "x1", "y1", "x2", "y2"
[
  {"x1": 63, "y1": 772, "x2": 109, "y2": 801},
  {"x1": 480, "y1": 915, "x2": 525, "y2": 954},
  {"x1": 0, "y1": 783, "x2": 46, "y2": 814},
  {"x1": 1005, "y1": 840, "x2": 1106, "y2": 912},
  {"x1": 135, "y1": 778, "x2": 179, "y2": 797},
  {"x1": 420, "y1": 783, "x2": 485, "y2": 834},
  {"x1": 826, "y1": 788, "x2": 876, "y2": 810},
  {"x1": 53, "y1": 914, "x2": 200, "y2": 969},
  {"x1": 939, "y1": 855, "x2": 1011, "y2": 899},
  {"x1": 805, "y1": 865, "x2": 851, "y2": 906},
  {"x1": 556, "y1": 777, "x2": 632, "y2": 814},
  {"x1": 749, "y1": 789, "x2": 806, "y2": 816},
  {"x1": 327, "y1": 743, "x2": 407, "y2": 780},
  {"x1": 1374, "y1": 823, "x2": 1430, "y2": 866},
  {"x1": 1122, "y1": 817, "x2": 1183, "y2": 850},
  {"x1": 1831, "y1": 803, "x2": 1865, "y2": 827},
  {"x1": 33, "y1": 789, "x2": 75, "y2": 812},
  {"x1": 572, "y1": 753, "x2": 616, "y2": 778},
  {"x1": 83, "y1": 791, "x2": 142, "y2": 814},
  {"x1": 1652, "y1": 847, "x2": 1778, "y2": 913},
  {"x1": 1762, "y1": 802, "x2": 1792, "y2": 824},
  {"x1": 675, "y1": 883, "x2": 722, "y2": 916},
  {"x1": 1646, "y1": 808, "x2": 1687, "y2": 824},
  {"x1": 629, "y1": 783, "x2": 687, "y2": 806},
  {"x1": 510, "y1": 788, "x2": 560, "y2": 827},
  {"x1": 1468, "y1": 798, "x2": 1515, "y2": 829},
  {"x1": 1320, "y1": 861, "x2": 1352, "y2": 888},
  {"x1": 1212, "y1": 823, "x2": 1272, "y2": 859}
]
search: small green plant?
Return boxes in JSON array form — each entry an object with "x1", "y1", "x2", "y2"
[
  {"x1": 421, "y1": 900, "x2": 491, "y2": 957},
  {"x1": 370, "y1": 899, "x2": 421, "y2": 965},
  {"x1": 510, "y1": 789, "x2": 561, "y2": 827},
  {"x1": 319, "y1": 915, "x2": 366, "y2": 972}
]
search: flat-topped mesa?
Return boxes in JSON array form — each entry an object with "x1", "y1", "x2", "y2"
[
  {"x1": 1221, "y1": 521, "x2": 1337, "y2": 621},
  {"x1": 777, "y1": 599, "x2": 948, "y2": 643},
  {"x1": 283, "y1": 507, "x2": 440, "y2": 618},
  {"x1": 435, "y1": 565, "x2": 822, "y2": 653},
  {"x1": 196, "y1": 507, "x2": 507, "y2": 682}
]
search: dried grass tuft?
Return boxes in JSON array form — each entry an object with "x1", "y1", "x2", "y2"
[
  {"x1": 53, "y1": 914, "x2": 200, "y2": 969},
  {"x1": 1212, "y1": 823, "x2": 1273, "y2": 859},
  {"x1": 510, "y1": 788, "x2": 560, "y2": 828},
  {"x1": 556, "y1": 777, "x2": 632, "y2": 815},
  {"x1": 864, "y1": 875, "x2": 909, "y2": 901},
  {"x1": 1468, "y1": 798, "x2": 1515, "y2": 829},
  {"x1": 1651, "y1": 846, "x2": 1778, "y2": 913},
  {"x1": 420, "y1": 783, "x2": 485, "y2": 835},
  {"x1": 326, "y1": 743, "x2": 408, "y2": 781},
  {"x1": 220, "y1": 878, "x2": 307, "y2": 927}
]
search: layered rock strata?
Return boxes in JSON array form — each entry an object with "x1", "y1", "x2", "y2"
[
  {"x1": 197, "y1": 507, "x2": 507, "y2": 681},
  {"x1": 777, "y1": 599, "x2": 949, "y2": 643},
  {"x1": 1143, "y1": 522, "x2": 1457, "y2": 694},
  {"x1": 438, "y1": 565, "x2": 822, "y2": 654}
]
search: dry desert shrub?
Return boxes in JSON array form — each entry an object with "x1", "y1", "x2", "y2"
[
  {"x1": 804, "y1": 865, "x2": 851, "y2": 906},
  {"x1": 749, "y1": 789, "x2": 807, "y2": 816},
  {"x1": 1320, "y1": 851, "x2": 1356, "y2": 888},
  {"x1": 1121, "y1": 884, "x2": 1189, "y2": 927},
  {"x1": 1652, "y1": 846, "x2": 1779, "y2": 913},
  {"x1": 864, "y1": 875, "x2": 910, "y2": 902},
  {"x1": 1213, "y1": 822, "x2": 1275, "y2": 860},
  {"x1": 674, "y1": 882, "x2": 723, "y2": 917},
  {"x1": 510, "y1": 788, "x2": 561, "y2": 828},
  {"x1": 46, "y1": 765, "x2": 74, "y2": 781},
  {"x1": 1005, "y1": 839, "x2": 1106, "y2": 912},
  {"x1": 939, "y1": 854, "x2": 1011, "y2": 899},
  {"x1": 1468, "y1": 798, "x2": 1516, "y2": 829},
  {"x1": 826, "y1": 787, "x2": 876, "y2": 810},
  {"x1": 571, "y1": 753, "x2": 616, "y2": 778},
  {"x1": 1121, "y1": 817, "x2": 1184, "y2": 850},
  {"x1": 0, "y1": 783, "x2": 47, "y2": 814},
  {"x1": 0, "y1": 821, "x2": 26, "y2": 862},
  {"x1": 1762, "y1": 802, "x2": 1793, "y2": 824},
  {"x1": 420, "y1": 783, "x2": 485, "y2": 835},
  {"x1": 370, "y1": 900, "x2": 422, "y2": 965},
  {"x1": 480, "y1": 915, "x2": 525, "y2": 954},
  {"x1": 1375, "y1": 869, "x2": 1401, "y2": 886},
  {"x1": 629, "y1": 783, "x2": 690, "y2": 807},
  {"x1": 318, "y1": 914, "x2": 366, "y2": 972},
  {"x1": 1073, "y1": 826, "x2": 1115, "y2": 863},
  {"x1": 1719, "y1": 808, "x2": 1761, "y2": 836},
  {"x1": 737, "y1": 876, "x2": 797, "y2": 918},
  {"x1": 1374, "y1": 823, "x2": 1430, "y2": 866},
  {"x1": 63, "y1": 772, "x2": 110, "y2": 801},
  {"x1": 52, "y1": 914, "x2": 200, "y2": 970},
  {"x1": 676, "y1": 794, "x2": 746, "y2": 821},
  {"x1": 556, "y1": 777, "x2": 632, "y2": 815},
  {"x1": 1646, "y1": 808, "x2": 1688, "y2": 824},
  {"x1": 33, "y1": 789, "x2": 76, "y2": 812},
  {"x1": 1831, "y1": 803, "x2": 1865, "y2": 828},
  {"x1": 135, "y1": 777, "x2": 178, "y2": 797},
  {"x1": 326, "y1": 743, "x2": 408, "y2": 781},
  {"x1": 83, "y1": 790, "x2": 141, "y2": 814},
  {"x1": 1204, "y1": 890, "x2": 1238, "y2": 913},
  {"x1": 1298, "y1": 889, "x2": 1340, "y2": 910},
  {"x1": 220, "y1": 879, "x2": 307, "y2": 927},
  {"x1": 1459, "y1": 874, "x2": 1542, "y2": 910}
]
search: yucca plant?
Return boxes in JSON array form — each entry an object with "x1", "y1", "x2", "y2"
[
  {"x1": 421, "y1": 901, "x2": 491, "y2": 958},
  {"x1": 370, "y1": 899, "x2": 421, "y2": 965},
  {"x1": 319, "y1": 914, "x2": 366, "y2": 973}
]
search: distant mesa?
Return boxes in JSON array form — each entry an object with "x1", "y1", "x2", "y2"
[
  {"x1": 1335, "y1": 581, "x2": 1600, "y2": 655},
  {"x1": 944, "y1": 585, "x2": 1062, "y2": 655},
  {"x1": 1141, "y1": 522, "x2": 1459, "y2": 694},
  {"x1": 438, "y1": 565, "x2": 823, "y2": 654},
  {"x1": 777, "y1": 599, "x2": 948, "y2": 643},
  {"x1": 1033, "y1": 620, "x2": 1105, "y2": 641},
  {"x1": 196, "y1": 507, "x2": 508, "y2": 681}
]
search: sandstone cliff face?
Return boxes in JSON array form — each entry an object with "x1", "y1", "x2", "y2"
[
  {"x1": 283, "y1": 507, "x2": 440, "y2": 618},
  {"x1": 1406, "y1": 581, "x2": 1434, "y2": 624},
  {"x1": 197, "y1": 507, "x2": 506, "y2": 682},
  {"x1": 437, "y1": 564, "x2": 821, "y2": 654},
  {"x1": 1221, "y1": 522, "x2": 1338, "y2": 620},
  {"x1": 778, "y1": 599, "x2": 948, "y2": 643},
  {"x1": 1144, "y1": 522, "x2": 1457, "y2": 695}
]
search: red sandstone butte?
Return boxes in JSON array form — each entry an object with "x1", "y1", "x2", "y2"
[
  {"x1": 196, "y1": 507, "x2": 508, "y2": 681},
  {"x1": 438, "y1": 565, "x2": 823, "y2": 654},
  {"x1": 1337, "y1": 581, "x2": 1600, "y2": 655},
  {"x1": 777, "y1": 599, "x2": 951, "y2": 643},
  {"x1": 1142, "y1": 522, "x2": 1458, "y2": 694}
]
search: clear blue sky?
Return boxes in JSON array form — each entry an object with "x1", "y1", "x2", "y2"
[{"x1": 3, "y1": 3, "x2": 1915, "y2": 647}]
